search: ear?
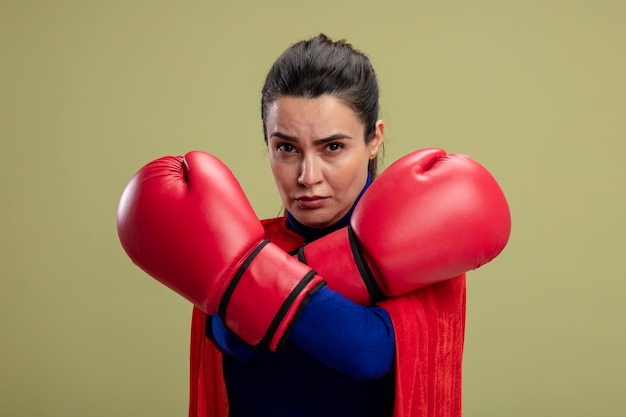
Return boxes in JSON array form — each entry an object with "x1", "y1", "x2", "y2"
[{"x1": 368, "y1": 120, "x2": 384, "y2": 159}]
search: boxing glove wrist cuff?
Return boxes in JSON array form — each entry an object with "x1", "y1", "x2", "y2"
[
  {"x1": 219, "y1": 240, "x2": 271, "y2": 313},
  {"x1": 298, "y1": 227, "x2": 385, "y2": 306},
  {"x1": 346, "y1": 226, "x2": 386, "y2": 304},
  {"x1": 219, "y1": 240, "x2": 326, "y2": 351}
]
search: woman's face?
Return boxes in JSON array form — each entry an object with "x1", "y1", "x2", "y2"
[{"x1": 266, "y1": 95, "x2": 383, "y2": 228}]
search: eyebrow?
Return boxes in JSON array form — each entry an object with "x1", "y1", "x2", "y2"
[{"x1": 270, "y1": 131, "x2": 353, "y2": 146}]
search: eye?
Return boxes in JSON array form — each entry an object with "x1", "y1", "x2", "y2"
[
  {"x1": 326, "y1": 142, "x2": 344, "y2": 152},
  {"x1": 277, "y1": 142, "x2": 297, "y2": 153}
]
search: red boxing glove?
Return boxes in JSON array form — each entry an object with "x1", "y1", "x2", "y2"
[
  {"x1": 299, "y1": 148, "x2": 511, "y2": 305},
  {"x1": 117, "y1": 151, "x2": 324, "y2": 350}
]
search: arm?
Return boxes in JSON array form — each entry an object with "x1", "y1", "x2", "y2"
[
  {"x1": 117, "y1": 151, "x2": 324, "y2": 351},
  {"x1": 206, "y1": 314, "x2": 257, "y2": 363},
  {"x1": 208, "y1": 286, "x2": 394, "y2": 381},
  {"x1": 290, "y1": 286, "x2": 394, "y2": 381},
  {"x1": 300, "y1": 148, "x2": 511, "y2": 305}
]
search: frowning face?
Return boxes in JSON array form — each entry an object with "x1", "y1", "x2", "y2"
[{"x1": 266, "y1": 95, "x2": 383, "y2": 228}]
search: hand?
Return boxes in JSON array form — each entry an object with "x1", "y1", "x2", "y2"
[
  {"x1": 299, "y1": 148, "x2": 511, "y2": 305},
  {"x1": 117, "y1": 151, "x2": 325, "y2": 350}
]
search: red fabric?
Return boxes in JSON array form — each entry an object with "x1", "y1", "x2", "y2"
[
  {"x1": 379, "y1": 276, "x2": 466, "y2": 417},
  {"x1": 188, "y1": 216, "x2": 466, "y2": 417},
  {"x1": 189, "y1": 307, "x2": 228, "y2": 417}
]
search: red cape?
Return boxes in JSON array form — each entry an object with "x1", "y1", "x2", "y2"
[{"x1": 188, "y1": 217, "x2": 466, "y2": 417}]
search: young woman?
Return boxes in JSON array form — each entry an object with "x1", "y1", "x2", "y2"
[
  {"x1": 201, "y1": 35, "x2": 394, "y2": 417},
  {"x1": 117, "y1": 34, "x2": 510, "y2": 417},
  {"x1": 189, "y1": 35, "x2": 485, "y2": 417}
]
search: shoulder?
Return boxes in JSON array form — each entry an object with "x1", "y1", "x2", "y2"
[{"x1": 261, "y1": 216, "x2": 305, "y2": 253}]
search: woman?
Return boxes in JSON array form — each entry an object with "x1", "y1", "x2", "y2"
[
  {"x1": 117, "y1": 34, "x2": 509, "y2": 417},
  {"x1": 189, "y1": 34, "x2": 465, "y2": 417}
]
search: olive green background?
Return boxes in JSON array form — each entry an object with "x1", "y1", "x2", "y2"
[{"x1": 2, "y1": 1, "x2": 624, "y2": 416}]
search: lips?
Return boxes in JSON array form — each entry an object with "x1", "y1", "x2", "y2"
[{"x1": 294, "y1": 195, "x2": 328, "y2": 209}]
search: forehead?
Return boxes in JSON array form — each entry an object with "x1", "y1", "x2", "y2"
[{"x1": 266, "y1": 95, "x2": 363, "y2": 136}]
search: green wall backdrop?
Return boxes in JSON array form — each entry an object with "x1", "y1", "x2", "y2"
[{"x1": 2, "y1": 1, "x2": 625, "y2": 416}]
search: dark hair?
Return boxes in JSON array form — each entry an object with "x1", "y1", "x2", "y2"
[{"x1": 261, "y1": 34, "x2": 382, "y2": 177}]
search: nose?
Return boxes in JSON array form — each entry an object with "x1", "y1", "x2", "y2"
[{"x1": 298, "y1": 154, "x2": 323, "y2": 187}]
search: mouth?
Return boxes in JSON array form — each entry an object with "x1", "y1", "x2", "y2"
[{"x1": 294, "y1": 195, "x2": 328, "y2": 209}]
